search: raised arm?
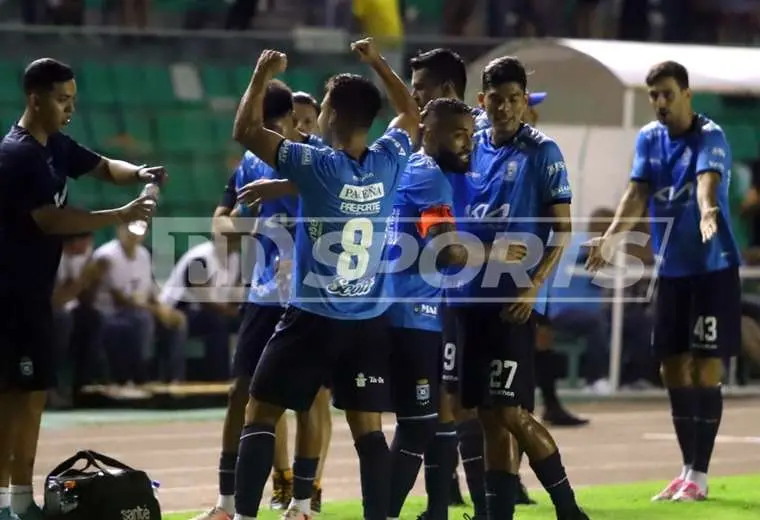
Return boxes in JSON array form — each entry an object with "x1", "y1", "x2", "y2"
[
  {"x1": 350, "y1": 38, "x2": 420, "y2": 144},
  {"x1": 231, "y1": 50, "x2": 289, "y2": 168}
]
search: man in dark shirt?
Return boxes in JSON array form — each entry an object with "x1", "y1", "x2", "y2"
[{"x1": 0, "y1": 58, "x2": 161, "y2": 519}]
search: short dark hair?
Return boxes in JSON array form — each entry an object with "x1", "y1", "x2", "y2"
[
  {"x1": 293, "y1": 91, "x2": 320, "y2": 115},
  {"x1": 645, "y1": 61, "x2": 689, "y2": 90},
  {"x1": 325, "y1": 73, "x2": 381, "y2": 130},
  {"x1": 410, "y1": 48, "x2": 467, "y2": 99},
  {"x1": 23, "y1": 58, "x2": 74, "y2": 94},
  {"x1": 263, "y1": 79, "x2": 293, "y2": 122},
  {"x1": 422, "y1": 97, "x2": 473, "y2": 123},
  {"x1": 481, "y1": 56, "x2": 527, "y2": 92}
]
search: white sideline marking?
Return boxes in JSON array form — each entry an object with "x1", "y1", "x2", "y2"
[{"x1": 644, "y1": 433, "x2": 760, "y2": 444}]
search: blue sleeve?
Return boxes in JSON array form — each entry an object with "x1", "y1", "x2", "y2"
[
  {"x1": 537, "y1": 141, "x2": 572, "y2": 205},
  {"x1": 368, "y1": 127, "x2": 414, "y2": 179},
  {"x1": 408, "y1": 168, "x2": 453, "y2": 212},
  {"x1": 696, "y1": 127, "x2": 731, "y2": 177},
  {"x1": 630, "y1": 129, "x2": 650, "y2": 182},
  {"x1": 60, "y1": 134, "x2": 102, "y2": 178},
  {"x1": 275, "y1": 139, "x2": 331, "y2": 190},
  {"x1": 219, "y1": 173, "x2": 237, "y2": 209},
  {"x1": 234, "y1": 155, "x2": 259, "y2": 218}
]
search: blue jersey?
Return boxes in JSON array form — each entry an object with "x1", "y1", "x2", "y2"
[
  {"x1": 446, "y1": 125, "x2": 572, "y2": 303},
  {"x1": 236, "y1": 134, "x2": 323, "y2": 306},
  {"x1": 386, "y1": 151, "x2": 454, "y2": 332},
  {"x1": 276, "y1": 127, "x2": 413, "y2": 319},
  {"x1": 631, "y1": 115, "x2": 741, "y2": 277}
]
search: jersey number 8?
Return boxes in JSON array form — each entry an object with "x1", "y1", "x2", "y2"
[{"x1": 337, "y1": 217, "x2": 374, "y2": 281}]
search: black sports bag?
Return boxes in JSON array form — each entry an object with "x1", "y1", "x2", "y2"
[{"x1": 44, "y1": 450, "x2": 161, "y2": 520}]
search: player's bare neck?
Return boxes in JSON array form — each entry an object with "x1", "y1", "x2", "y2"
[
  {"x1": 18, "y1": 111, "x2": 49, "y2": 146},
  {"x1": 667, "y1": 113, "x2": 696, "y2": 139},
  {"x1": 491, "y1": 126, "x2": 520, "y2": 148},
  {"x1": 333, "y1": 132, "x2": 367, "y2": 161}
]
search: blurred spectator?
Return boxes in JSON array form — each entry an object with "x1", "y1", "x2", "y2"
[
  {"x1": 442, "y1": 0, "x2": 476, "y2": 35},
  {"x1": 158, "y1": 232, "x2": 242, "y2": 381},
  {"x1": 50, "y1": 233, "x2": 104, "y2": 407},
  {"x1": 121, "y1": 0, "x2": 151, "y2": 28},
  {"x1": 92, "y1": 225, "x2": 187, "y2": 396},
  {"x1": 618, "y1": 0, "x2": 650, "y2": 41},
  {"x1": 546, "y1": 208, "x2": 612, "y2": 394},
  {"x1": 225, "y1": 0, "x2": 259, "y2": 30},
  {"x1": 21, "y1": 0, "x2": 84, "y2": 25}
]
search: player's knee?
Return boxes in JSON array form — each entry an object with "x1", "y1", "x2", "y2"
[
  {"x1": 495, "y1": 406, "x2": 529, "y2": 434},
  {"x1": 438, "y1": 391, "x2": 456, "y2": 423},
  {"x1": 395, "y1": 418, "x2": 438, "y2": 454},
  {"x1": 454, "y1": 405, "x2": 478, "y2": 424},
  {"x1": 345, "y1": 410, "x2": 382, "y2": 440},
  {"x1": 244, "y1": 397, "x2": 282, "y2": 426},
  {"x1": 693, "y1": 357, "x2": 723, "y2": 387},
  {"x1": 228, "y1": 377, "x2": 250, "y2": 410},
  {"x1": 660, "y1": 355, "x2": 693, "y2": 387}
]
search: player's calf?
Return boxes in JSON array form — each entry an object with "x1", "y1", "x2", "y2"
[
  {"x1": 344, "y1": 410, "x2": 390, "y2": 520},
  {"x1": 270, "y1": 415, "x2": 293, "y2": 511},
  {"x1": 388, "y1": 417, "x2": 438, "y2": 517},
  {"x1": 654, "y1": 355, "x2": 697, "y2": 502},
  {"x1": 487, "y1": 406, "x2": 587, "y2": 519},
  {"x1": 286, "y1": 398, "x2": 324, "y2": 515},
  {"x1": 9, "y1": 391, "x2": 46, "y2": 517},
  {"x1": 671, "y1": 357, "x2": 724, "y2": 501},
  {"x1": 455, "y1": 413, "x2": 487, "y2": 518}
]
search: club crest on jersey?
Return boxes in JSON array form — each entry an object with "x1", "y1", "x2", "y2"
[
  {"x1": 19, "y1": 357, "x2": 33, "y2": 377},
  {"x1": 416, "y1": 379, "x2": 431, "y2": 404},
  {"x1": 506, "y1": 161, "x2": 519, "y2": 181},
  {"x1": 325, "y1": 276, "x2": 376, "y2": 297}
]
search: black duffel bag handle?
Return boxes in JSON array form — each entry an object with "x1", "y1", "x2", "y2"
[{"x1": 48, "y1": 450, "x2": 136, "y2": 480}]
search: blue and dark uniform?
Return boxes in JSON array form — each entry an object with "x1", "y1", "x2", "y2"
[
  {"x1": 447, "y1": 125, "x2": 572, "y2": 410},
  {"x1": 386, "y1": 151, "x2": 455, "y2": 418},
  {"x1": 230, "y1": 149, "x2": 299, "y2": 379},
  {"x1": 251, "y1": 127, "x2": 413, "y2": 412},
  {"x1": 0, "y1": 124, "x2": 101, "y2": 391},
  {"x1": 632, "y1": 115, "x2": 741, "y2": 360}
]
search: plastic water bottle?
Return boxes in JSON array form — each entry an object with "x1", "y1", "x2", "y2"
[{"x1": 127, "y1": 182, "x2": 160, "y2": 236}]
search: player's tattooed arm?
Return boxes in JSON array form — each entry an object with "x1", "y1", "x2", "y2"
[
  {"x1": 585, "y1": 181, "x2": 649, "y2": 271},
  {"x1": 427, "y1": 222, "x2": 528, "y2": 268},
  {"x1": 89, "y1": 159, "x2": 166, "y2": 186},
  {"x1": 232, "y1": 49, "x2": 288, "y2": 168},
  {"x1": 351, "y1": 38, "x2": 420, "y2": 144},
  {"x1": 237, "y1": 178, "x2": 299, "y2": 208}
]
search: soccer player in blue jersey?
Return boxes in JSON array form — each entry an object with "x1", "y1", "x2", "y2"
[
  {"x1": 384, "y1": 98, "x2": 474, "y2": 520},
  {"x1": 230, "y1": 38, "x2": 419, "y2": 520},
  {"x1": 0, "y1": 58, "x2": 161, "y2": 520},
  {"x1": 193, "y1": 80, "x2": 330, "y2": 520},
  {"x1": 586, "y1": 61, "x2": 741, "y2": 503},
  {"x1": 447, "y1": 56, "x2": 588, "y2": 520},
  {"x1": 408, "y1": 47, "x2": 493, "y2": 514}
]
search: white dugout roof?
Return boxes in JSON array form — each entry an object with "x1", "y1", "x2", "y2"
[{"x1": 465, "y1": 38, "x2": 760, "y2": 127}]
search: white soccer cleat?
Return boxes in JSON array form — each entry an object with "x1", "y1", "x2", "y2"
[
  {"x1": 672, "y1": 481, "x2": 708, "y2": 502},
  {"x1": 651, "y1": 477, "x2": 685, "y2": 501}
]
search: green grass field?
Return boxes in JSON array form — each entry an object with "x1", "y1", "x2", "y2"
[{"x1": 164, "y1": 473, "x2": 760, "y2": 519}]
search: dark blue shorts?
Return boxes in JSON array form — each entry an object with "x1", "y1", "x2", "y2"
[
  {"x1": 440, "y1": 302, "x2": 461, "y2": 394},
  {"x1": 653, "y1": 266, "x2": 741, "y2": 360},
  {"x1": 231, "y1": 302, "x2": 284, "y2": 379},
  {"x1": 251, "y1": 306, "x2": 391, "y2": 412},
  {"x1": 389, "y1": 327, "x2": 441, "y2": 419},
  {"x1": 0, "y1": 300, "x2": 56, "y2": 391},
  {"x1": 451, "y1": 305, "x2": 536, "y2": 411}
]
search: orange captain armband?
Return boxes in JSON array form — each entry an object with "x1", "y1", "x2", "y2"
[{"x1": 417, "y1": 205, "x2": 455, "y2": 238}]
